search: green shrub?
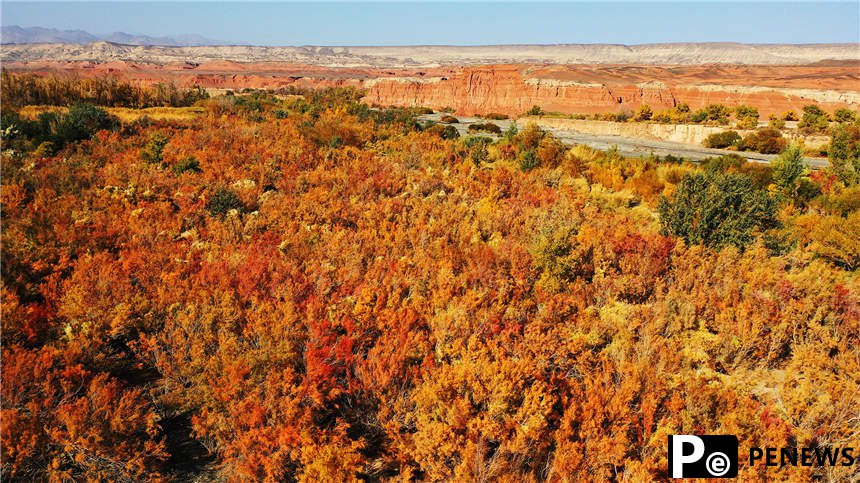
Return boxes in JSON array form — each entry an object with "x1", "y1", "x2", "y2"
[
  {"x1": 483, "y1": 113, "x2": 509, "y2": 120},
  {"x1": 614, "y1": 111, "x2": 631, "y2": 122},
  {"x1": 834, "y1": 108, "x2": 858, "y2": 124},
  {"x1": 706, "y1": 104, "x2": 731, "y2": 124},
  {"x1": 526, "y1": 105, "x2": 544, "y2": 116},
  {"x1": 206, "y1": 187, "x2": 244, "y2": 217},
  {"x1": 426, "y1": 124, "x2": 459, "y2": 140},
  {"x1": 531, "y1": 226, "x2": 594, "y2": 292},
  {"x1": 52, "y1": 103, "x2": 119, "y2": 147},
  {"x1": 703, "y1": 154, "x2": 745, "y2": 173},
  {"x1": 141, "y1": 133, "x2": 170, "y2": 164},
  {"x1": 690, "y1": 110, "x2": 708, "y2": 123},
  {"x1": 518, "y1": 149, "x2": 540, "y2": 172},
  {"x1": 504, "y1": 122, "x2": 519, "y2": 141},
  {"x1": 795, "y1": 178, "x2": 822, "y2": 204},
  {"x1": 815, "y1": 185, "x2": 860, "y2": 216},
  {"x1": 828, "y1": 123, "x2": 860, "y2": 185},
  {"x1": 172, "y1": 156, "x2": 202, "y2": 175},
  {"x1": 634, "y1": 104, "x2": 653, "y2": 121},
  {"x1": 439, "y1": 115, "x2": 459, "y2": 124},
  {"x1": 771, "y1": 144, "x2": 806, "y2": 194},
  {"x1": 462, "y1": 136, "x2": 492, "y2": 149},
  {"x1": 738, "y1": 128, "x2": 786, "y2": 154},
  {"x1": 658, "y1": 171, "x2": 779, "y2": 249},
  {"x1": 703, "y1": 131, "x2": 742, "y2": 149},
  {"x1": 653, "y1": 112, "x2": 672, "y2": 123},
  {"x1": 734, "y1": 105, "x2": 759, "y2": 129},
  {"x1": 468, "y1": 122, "x2": 502, "y2": 134},
  {"x1": 469, "y1": 141, "x2": 489, "y2": 167},
  {"x1": 799, "y1": 104, "x2": 830, "y2": 133}
]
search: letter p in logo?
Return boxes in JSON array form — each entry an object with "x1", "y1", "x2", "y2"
[{"x1": 671, "y1": 435, "x2": 705, "y2": 478}]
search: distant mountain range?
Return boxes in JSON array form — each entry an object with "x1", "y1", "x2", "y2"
[
  {"x1": 1, "y1": 25, "x2": 221, "y2": 46},
  {"x1": 2, "y1": 26, "x2": 858, "y2": 67}
]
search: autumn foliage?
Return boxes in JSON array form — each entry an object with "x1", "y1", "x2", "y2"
[{"x1": 1, "y1": 81, "x2": 858, "y2": 481}]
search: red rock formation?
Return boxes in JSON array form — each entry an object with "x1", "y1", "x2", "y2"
[
  {"x1": 4, "y1": 61, "x2": 858, "y2": 118},
  {"x1": 362, "y1": 64, "x2": 859, "y2": 116}
]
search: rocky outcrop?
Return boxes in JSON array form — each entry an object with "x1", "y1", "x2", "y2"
[
  {"x1": 4, "y1": 61, "x2": 858, "y2": 118},
  {"x1": 362, "y1": 65, "x2": 859, "y2": 117}
]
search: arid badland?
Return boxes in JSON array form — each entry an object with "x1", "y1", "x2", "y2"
[{"x1": 3, "y1": 42, "x2": 859, "y2": 117}]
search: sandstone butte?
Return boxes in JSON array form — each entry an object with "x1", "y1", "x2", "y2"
[{"x1": 5, "y1": 60, "x2": 860, "y2": 118}]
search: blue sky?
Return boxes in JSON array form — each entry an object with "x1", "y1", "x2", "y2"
[{"x1": 2, "y1": 2, "x2": 858, "y2": 46}]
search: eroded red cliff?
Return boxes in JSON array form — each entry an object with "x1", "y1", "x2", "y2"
[{"x1": 5, "y1": 61, "x2": 859, "y2": 117}]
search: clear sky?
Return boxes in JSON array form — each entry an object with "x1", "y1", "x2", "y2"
[{"x1": 2, "y1": 1, "x2": 859, "y2": 46}]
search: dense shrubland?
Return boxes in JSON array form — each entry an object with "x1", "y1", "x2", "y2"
[
  {"x1": 1, "y1": 71, "x2": 208, "y2": 109},
  {"x1": 2, "y1": 81, "x2": 859, "y2": 481}
]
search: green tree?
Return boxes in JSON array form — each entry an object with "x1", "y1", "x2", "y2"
[
  {"x1": 828, "y1": 124, "x2": 860, "y2": 185},
  {"x1": 635, "y1": 104, "x2": 653, "y2": 121},
  {"x1": 658, "y1": 172, "x2": 779, "y2": 249},
  {"x1": 771, "y1": 144, "x2": 806, "y2": 196},
  {"x1": 734, "y1": 105, "x2": 760, "y2": 129},
  {"x1": 706, "y1": 104, "x2": 731, "y2": 124},
  {"x1": 799, "y1": 104, "x2": 830, "y2": 132},
  {"x1": 833, "y1": 108, "x2": 858, "y2": 124}
]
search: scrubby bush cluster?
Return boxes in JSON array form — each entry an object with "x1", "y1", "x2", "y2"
[
  {"x1": 482, "y1": 112, "x2": 509, "y2": 120},
  {"x1": 1, "y1": 70, "x2": 208, "y2": 109},
  {"x1": 704, "y1": 130, "x2": 742, "y2": 149},
  {"x1": 703, "y1": 128, "x2": 788, "y2": 154},
  {"x1": 2, "y1": 80, "x2": 858, "y2": 481},
  {"x1": 1, "y1": 103, "x2": 119, "y2": 154},
  {"x1": 737, "y1": 128, "x2": 788, "y2": 154},
  {"x1": 536, "y1": 102, "x2": 856, "y2": 136},
  {"x1": 467, "y1": 122, "x2": 502, "y2": 134}
]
